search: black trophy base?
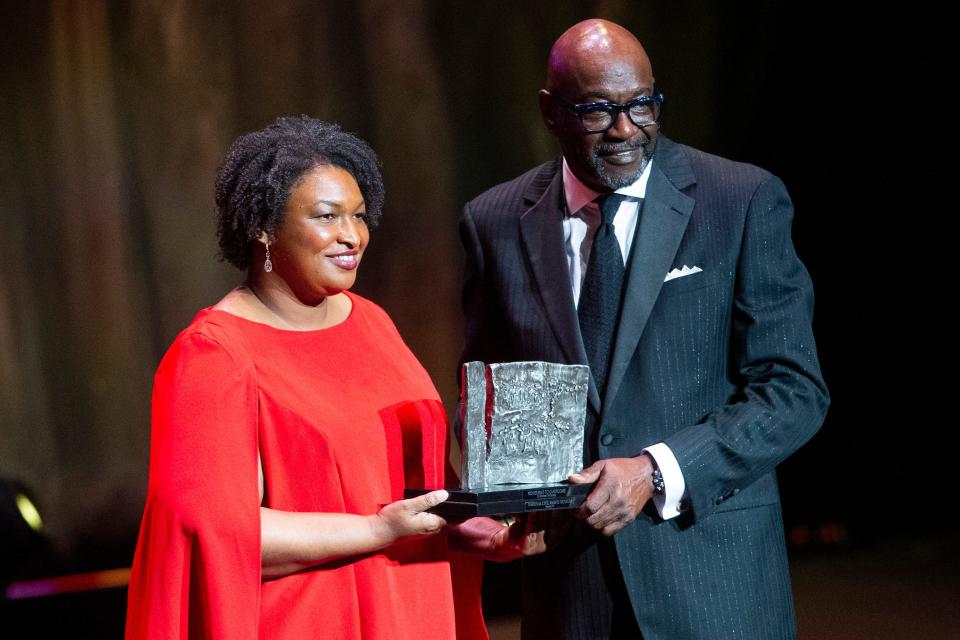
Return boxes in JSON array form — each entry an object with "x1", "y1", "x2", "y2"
[{"x1": 403, "y1": 482, "x2": 593, "y2": 520}]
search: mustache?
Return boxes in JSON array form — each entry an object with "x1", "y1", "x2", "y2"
[{"x1": 594, "y1": 139, "x2": 649, "y2": 155}]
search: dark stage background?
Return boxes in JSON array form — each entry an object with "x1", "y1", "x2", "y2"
[{"x1": 1, "y1": 1, "x2": 953, "y2": 637}]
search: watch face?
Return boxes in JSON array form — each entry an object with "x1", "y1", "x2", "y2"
[{"x1": 652, "y1": 468, "x2": 665, "y2": 495}]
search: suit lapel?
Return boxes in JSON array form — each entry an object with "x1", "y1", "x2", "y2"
[
  {"x1": 518, "y1": 162, "x2": 601, "y2": 414},
  {"x1": 603, "y1": 138, "x2": 696, "y2": 416}
]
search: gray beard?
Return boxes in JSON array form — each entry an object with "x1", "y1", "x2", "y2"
[{"x1": 589, "y1": 139, "x2": 654, "y2": 190}]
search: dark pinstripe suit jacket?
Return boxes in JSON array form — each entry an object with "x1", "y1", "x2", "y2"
[{"x1": 459, "y1": 136, "x2": 829, "y2": 639}]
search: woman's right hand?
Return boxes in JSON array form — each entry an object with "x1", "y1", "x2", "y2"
[
  {"x1": 261, "y1": 490, "x2": 449, "y2": 578},
  {"x1": 372, "y1": 490, "x2": 449, "y2": 543}
]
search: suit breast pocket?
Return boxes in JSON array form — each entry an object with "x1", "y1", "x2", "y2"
[
  {"x1": 657, "y1": 270, "x2": 726, "y2": 297},
  {"x1": 645, "y1": 269, "x2": 732, "y2": 377}
]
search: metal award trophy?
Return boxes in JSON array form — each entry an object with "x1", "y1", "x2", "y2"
[{"x1": 405, "y1": 361, "x2": 592, "y2": 519}]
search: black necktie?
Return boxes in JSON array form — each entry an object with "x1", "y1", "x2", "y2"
[{"x1": 578, "y1": 193, "x2": 629, "y2": 398}]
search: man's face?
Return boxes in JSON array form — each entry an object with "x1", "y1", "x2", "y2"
[{"x1": 543, "y1": 50, "x2": 657, "y2": 192}]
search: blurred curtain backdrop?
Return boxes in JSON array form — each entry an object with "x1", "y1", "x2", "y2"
[
  {"x1": 0, "y1": 0, "x2": 595, "y2": 565},
  {"x1": 1, "y1": 0, "x2": 873, "y2": 569}
]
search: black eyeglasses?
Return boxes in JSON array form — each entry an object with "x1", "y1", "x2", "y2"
[{"x1": 551, "y1": 92, "x2": 665, "y2": 133}]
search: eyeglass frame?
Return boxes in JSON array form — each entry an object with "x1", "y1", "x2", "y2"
[{"x1": 549, "y1": 92, "x2": 665, "y2": 133}]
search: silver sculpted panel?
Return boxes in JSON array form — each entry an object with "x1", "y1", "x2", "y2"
[
  {"x1": 460, "y1": 361, "x2": 589, "y2": 490},
  {"x1": 459, "y1": 361, "x2": 487, "y2": 490}
]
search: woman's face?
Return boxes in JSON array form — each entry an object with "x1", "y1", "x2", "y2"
[{"x1": 268, "y1": 164, "x2": 370, "y2": 303}]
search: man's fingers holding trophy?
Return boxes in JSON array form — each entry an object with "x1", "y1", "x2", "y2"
[{"x1": 570, "y1": 455, "x2": 656, "y2": 536}]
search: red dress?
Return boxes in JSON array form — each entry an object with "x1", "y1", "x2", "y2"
[{"x1": 125, "y1": 292, "x2": 485, "y2": 639}]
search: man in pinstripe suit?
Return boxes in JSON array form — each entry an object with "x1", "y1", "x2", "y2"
[{"x1": 459, "y1": 19, "x2": 829, "y2": 639}]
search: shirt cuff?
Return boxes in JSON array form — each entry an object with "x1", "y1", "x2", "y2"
[{"x1": 642, "y1": 442, "x2": 687, "y2": 520}]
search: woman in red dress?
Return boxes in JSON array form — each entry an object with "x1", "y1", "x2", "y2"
[{"x1": 125, "y1": 117, "x2": 543, "y2": 640}]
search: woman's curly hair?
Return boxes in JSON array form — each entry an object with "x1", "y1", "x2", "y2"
[{"x1": 214, "y1": 116, "x2": 385, "y2": 269}]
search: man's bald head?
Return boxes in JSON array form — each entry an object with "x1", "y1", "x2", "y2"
[
  {"x1": 539, "y1": 19, "x2": 658, "y2": 192},
  {"x1": 546, "y1": 20, "x2": 653, "y2": 96}
]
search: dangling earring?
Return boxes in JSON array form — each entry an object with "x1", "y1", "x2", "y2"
[{"x1": 264, "y1": 242, "x2": 273, "y2": 273}]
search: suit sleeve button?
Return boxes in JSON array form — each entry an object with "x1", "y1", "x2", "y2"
[{"x1": 600, "y1": 434, "x2": 614, "y2": 446}]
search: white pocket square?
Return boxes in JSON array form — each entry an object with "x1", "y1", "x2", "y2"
[{"x1": 664, "y1": 265, "x2": 703, "y2": 282}]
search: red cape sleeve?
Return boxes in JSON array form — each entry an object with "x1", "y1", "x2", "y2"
[
  {"x1": 444, "y1": 446, "x2": 488, "y2": 640},
  {"x1": 126, "y1": 331, "x2": 261, "y2": 639}
]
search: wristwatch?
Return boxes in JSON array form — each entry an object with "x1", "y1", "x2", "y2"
[{"x1": 650, "y1": 465, "x2": 665, "y2": 496}]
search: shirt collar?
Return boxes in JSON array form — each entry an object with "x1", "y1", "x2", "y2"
[{"x1": 562, "y1": 156, "x2": 653, "y2": 216}]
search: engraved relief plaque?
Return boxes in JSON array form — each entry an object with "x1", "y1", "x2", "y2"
[{"x1": 406, "y1": 361, "x2": 592, "y2": 519}]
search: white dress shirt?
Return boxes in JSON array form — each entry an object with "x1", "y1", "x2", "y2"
[{"x1": 562, "y1": 158, "x2": 687, "y2": 520}]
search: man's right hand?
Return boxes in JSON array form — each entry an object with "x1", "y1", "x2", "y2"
[{"x1": 449, "y1": 510, "x2": 574, "y2": 562}]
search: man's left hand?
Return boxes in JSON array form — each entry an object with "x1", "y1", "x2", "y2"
[{"x1": 569, "y1": 454, "x2": 655, "y2": 536}]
